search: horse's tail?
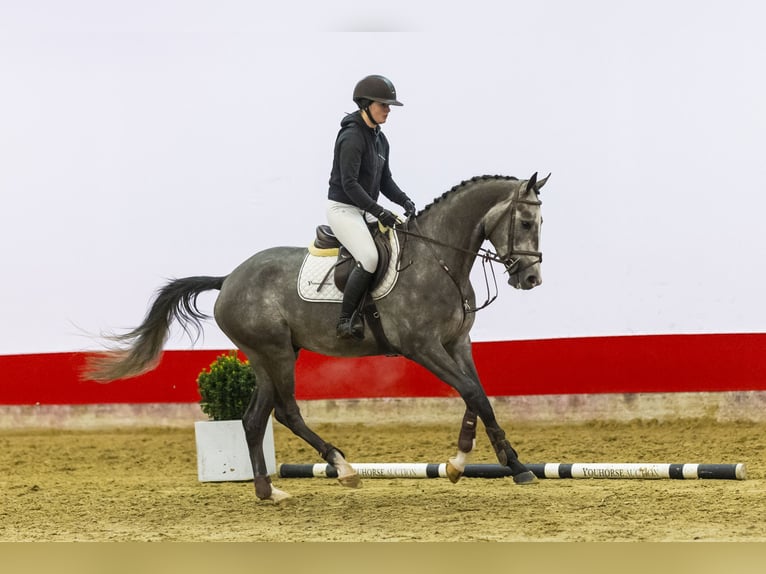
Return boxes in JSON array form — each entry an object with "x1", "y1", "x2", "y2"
[{"x1": 83, "y1": 275, "x2": 226, "y2": 382}]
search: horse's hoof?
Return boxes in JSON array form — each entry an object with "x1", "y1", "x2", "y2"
[
  {"x1": 268, "y1": 487, "x2": 293, "y2": 504},
  {"x1": 338, "y1": 473, "x2": 361, "y2": 488},
  {"x1": 446, "y1": 461, "x2": 463, "y2": 484},
  {"x1": 512, "y1": 470, "x2": 538, "y2": 485}
]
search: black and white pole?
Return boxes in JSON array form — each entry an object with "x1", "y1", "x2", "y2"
[{"x1": 278, "y1": 462, "x2": 746, "y2": 480}]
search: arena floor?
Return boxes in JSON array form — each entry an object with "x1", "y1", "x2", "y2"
[{"x1": 1, "y1": 418, "x2": 763, "y2": 542}]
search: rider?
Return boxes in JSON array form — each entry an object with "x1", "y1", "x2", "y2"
[{"x1": 327, "y1": 74, "x2": 416, "y2": 340}]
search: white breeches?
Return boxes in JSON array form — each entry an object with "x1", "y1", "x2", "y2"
[{"x1": 326, "y1": 200, "x2": 378, "y2": 273}]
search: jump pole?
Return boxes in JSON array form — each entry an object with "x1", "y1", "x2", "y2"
[{"x1": 278, "y1": 462, "x2": 746, "y2": 480}]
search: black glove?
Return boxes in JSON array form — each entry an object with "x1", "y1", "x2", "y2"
[
  {"x1": 376, "y1": 207, "x2": 399, "y2": 228},
  {"x1": 403, "y1": 199, "x2": 416, "y2": 218}
]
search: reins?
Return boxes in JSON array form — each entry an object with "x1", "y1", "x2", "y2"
[
  {"x1": 396, "y1": 221, "x2": 511, "y2": 266},
  {"x1": 393, "y1": 185, "x2": 543, "y2": 314},
  {"x1": 395, "y1": 219, "x2": 501, "y2": 313}
]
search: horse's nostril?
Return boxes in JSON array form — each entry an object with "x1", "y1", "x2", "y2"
[{"x1": 527, "y1": 275, "x2": 540, "y2": 287}]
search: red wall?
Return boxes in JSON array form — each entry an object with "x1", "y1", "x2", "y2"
[{"x1": 1, "y1": 334, "x2": 765, "y2": 405}]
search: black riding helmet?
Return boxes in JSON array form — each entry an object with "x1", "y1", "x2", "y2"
[{"x1": 353, "y1": 75, "x2": 403, "y2": 109}]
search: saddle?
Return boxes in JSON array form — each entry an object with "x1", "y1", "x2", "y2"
[
  {"x1": 310, "y1": 223, "x2": 398, "y2": 356},
  {"x1": 311, "y1": 222, "x2": 393, "y2": 292}
]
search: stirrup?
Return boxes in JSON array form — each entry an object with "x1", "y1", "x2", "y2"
[{"x1": 336, "y1": 315, "x2": 364, "y2": 341}]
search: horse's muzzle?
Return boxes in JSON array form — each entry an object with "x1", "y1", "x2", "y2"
[
  {"x1": 508, "y1": 265, "x2": 542, "y2": 290},
  {"x1": 503, "y1": 250, "x2": 542, "y2": 291}
]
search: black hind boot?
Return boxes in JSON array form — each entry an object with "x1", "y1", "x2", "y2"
[{"x1": 337, "y1": 263, "x2": 374, "y2": 340}]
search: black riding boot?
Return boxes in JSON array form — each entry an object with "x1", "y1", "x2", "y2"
[{"x1": 337, "y1": 263, "x2": 375, "y2": 340}]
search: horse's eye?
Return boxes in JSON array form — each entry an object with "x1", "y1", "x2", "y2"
[{"x1": 521, "y1": 221, "x2": 533, "y2": 230}]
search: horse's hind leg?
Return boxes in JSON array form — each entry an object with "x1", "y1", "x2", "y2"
[
  {"x1": 240, "y1": 363, "x2": 291, "y2": 503},
  {"x1": 273, "y1": 395, "x2": 360, "y2": 489},
  {"x1": 269, "y1": 350, "x2": 359, "y2": 488},
  {"x1": 242, "y1": 340, "x2": 360, "y2": 499}
]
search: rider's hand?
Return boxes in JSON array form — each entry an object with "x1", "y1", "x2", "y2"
[
  {"x1": 403, "y1": 199, "x2": 416, "y2": 218},
  {"x1": 376, "y1": 208, "x2": 399, "y2": 228}
]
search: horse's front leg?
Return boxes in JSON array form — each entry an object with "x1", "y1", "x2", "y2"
[
  {"x1": 444, "y1": 339, "x2": 480, "y2": 483},
  {"x1": 410, "y1": 342, "x2": 537, "y2": 485},
  {"x1": 446, "y1": 409, "x2": 477, "y2": 483}
]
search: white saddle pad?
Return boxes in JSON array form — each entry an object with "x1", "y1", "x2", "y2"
[{"x1": 297, "y1": 231, "x2": 400, "y2": 303}]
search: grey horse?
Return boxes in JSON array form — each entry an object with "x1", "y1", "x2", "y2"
[{"x1": 86, "y1": 172, "x2": 549, "y2": 502}]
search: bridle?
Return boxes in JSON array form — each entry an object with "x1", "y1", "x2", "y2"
[
  {"x1": 395, "y1": 184, "x2": 543, "y2": 313},
  {"x1": 492, "y1": 190, "x2": 543, "y2": 276}
]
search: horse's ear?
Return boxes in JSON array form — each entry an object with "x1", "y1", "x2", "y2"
[
  {"x1": 521, "y1": 172, "x2": 538, "y2": 195},
  {"x1": 535, "y1": 172, "x2": 551, "y2": 192}
]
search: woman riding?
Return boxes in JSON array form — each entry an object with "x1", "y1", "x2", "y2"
[{"x1": 327, "y1": 74, "x2": 416, "y2": 340}]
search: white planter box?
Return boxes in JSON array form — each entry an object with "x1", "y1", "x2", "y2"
[{"x1": 194, "y1": 418, "x2": 276, "y2": 482}]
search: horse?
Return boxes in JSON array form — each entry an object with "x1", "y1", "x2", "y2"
[{"x1": 85, "y1": 172, "x2": 549, "y2": 502}]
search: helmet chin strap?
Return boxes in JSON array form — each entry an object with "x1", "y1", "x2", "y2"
[{"x1": 361, "y1": 105, "x2": 379, "y2": 128}]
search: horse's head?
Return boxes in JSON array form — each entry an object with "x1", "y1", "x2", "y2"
[{"x1": 485, "y1": 172, "x2": 548, "y2": 290}]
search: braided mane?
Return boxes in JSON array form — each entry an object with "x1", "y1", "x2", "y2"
[{"x1": 414, "y1": 174, "x2": 519, "y2": 218}]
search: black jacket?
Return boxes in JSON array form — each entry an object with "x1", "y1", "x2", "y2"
[{"x1": 327, "y1": 111, "x2": 409, "y2": 212}]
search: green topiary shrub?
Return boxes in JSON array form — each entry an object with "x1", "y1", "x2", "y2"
[{"x1": 197, "y1": 351, "x2": 257, "y2": 421}]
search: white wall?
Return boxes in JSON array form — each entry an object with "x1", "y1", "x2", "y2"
[{"x1": 1, "y1": 1, "x2": 764, "y2": 354}]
